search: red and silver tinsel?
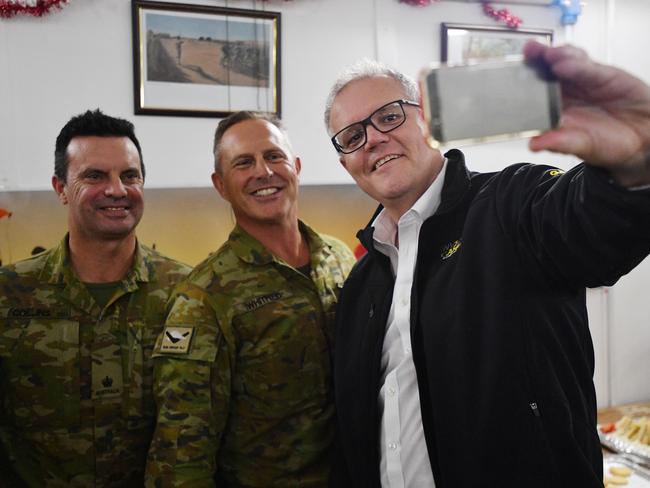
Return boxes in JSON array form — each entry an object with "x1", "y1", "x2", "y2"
[
  {"x1": 399, "y1": 0, "x2": 523, "y2": 29},
  {"x1": 399, "y1": 0, "x2": 440, "y2": 5},
  {"x1": 0, "y1": 0, "x2": 69, "y2": 18},
  {"x1": 482, "y1": 2, "x2": 522, "y2": 29}
]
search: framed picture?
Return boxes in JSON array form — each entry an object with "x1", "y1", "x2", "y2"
[
  {"x1": 441, "y1": 23, "x2": 552, "y2": 64},
  {"x1": 132, "y1": 0, "x2": 281, "y2": 118}
]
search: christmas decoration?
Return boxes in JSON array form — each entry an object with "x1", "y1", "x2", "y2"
[
  {"x1": 553, "y1": 0, "x2": 581, "y2": 25},
  {"x1": 0, "y1": 0, "x2": 69, "y2": 18},
  {"x1": 481, "y1": 2, "x2": 522, "y2": 29},
  {"x1": 399, "y1": 0, "x2": 439, "y2": 5}
]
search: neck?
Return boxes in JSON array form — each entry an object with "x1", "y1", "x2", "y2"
[
  {"x1": 238, "y1": 217, "x2": 310, "y2": 268},
  {"x1": 68, "y1": 232, "x2": 137, "y2": 283}
]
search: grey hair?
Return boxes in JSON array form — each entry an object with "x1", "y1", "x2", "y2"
[{"x1": 323, "y1": 58, "x2": 420, "y2": 133}]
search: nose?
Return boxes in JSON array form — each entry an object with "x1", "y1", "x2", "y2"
[
  {"x1": 252, "y1": 158, "x2": 274, "y2": 178},
  {"x1": 364, "y1": 123, "x2": 389, "y2": 150},
  {"x1": 104, "y1": 175, "x2": 127, "y2": 198}
]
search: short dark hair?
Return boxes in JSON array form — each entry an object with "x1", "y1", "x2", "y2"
[
  {"x1": 212, "y1": 111, "x2": 290, "y2": 173},
  {"x1": 54, "y1": 109, "x2": 145, "y2": 182}
]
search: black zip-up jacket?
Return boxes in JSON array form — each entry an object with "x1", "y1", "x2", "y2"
[{"x1": 332, "y1": 150, "x2": 650, "y2": 487}]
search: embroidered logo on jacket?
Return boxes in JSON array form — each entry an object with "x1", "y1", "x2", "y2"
[
  {"x1": 244, "y1": 292, "x2": 283, "y2": 311},
  {"x1": 441, "y1": 240, "x2": 462, "y2": 260},
  {"x1": 546, "y1": 169, "x2": 565, "y2": 177}
]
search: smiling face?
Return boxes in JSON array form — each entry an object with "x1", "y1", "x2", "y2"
[
  {"x1": 52, "y1": 135, "x2": 144, "y2": 243},
  {"x1": 212, "y1": 119, "x2": 301, "y2": 231},
  {"x1": 328, "y1": 75, "x2": 444, "y2": 220}
]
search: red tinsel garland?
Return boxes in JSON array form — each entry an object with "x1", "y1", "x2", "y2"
[
  {"x1": 399, "y1": 0, "x2": 439, "y2": 5},
  {"x1": 399, "y1": 0, "x2": 522, "y2": 29},
  {"x1": 482, "y1": 2, "x2": 522, "y2": 29},
  {"x1": 0, "y1": 0, "x2": 69, "y2": 18}
]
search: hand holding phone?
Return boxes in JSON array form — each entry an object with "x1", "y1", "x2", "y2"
[{"x1": 420, "y1": 58, "x2": 561, "y2": 148}]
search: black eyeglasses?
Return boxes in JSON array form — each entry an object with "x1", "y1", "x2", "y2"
[{"x1": 331, "y1": 99, "x2": 420, "y2": 154}]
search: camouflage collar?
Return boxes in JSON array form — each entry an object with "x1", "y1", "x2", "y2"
[
  {"x1": 42, "y1": 235, "x2": 156, "y2": 286},
  {"x1": 229, "y1": 221, "x2": 331, "y2": 267}
]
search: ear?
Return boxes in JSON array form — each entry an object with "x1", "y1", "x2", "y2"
[
  {"x1": 211, "y1": 171, "x2": 230, "y2": 202},
  {"x1": 294, "y1": 156, "x2": 302, "y2": 175},
  {"x1": 52, "y1": 175, "x2": 68, "y2": 205},
  {"x1": 415, "y1": 111, "x2": 430, "y2": 138}
]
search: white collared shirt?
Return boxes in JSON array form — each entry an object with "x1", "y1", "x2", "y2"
[{"x1": 373, "y1": 159, "x2": 448, "y2": 488}]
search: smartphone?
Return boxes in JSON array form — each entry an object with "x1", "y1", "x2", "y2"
[{"x1": 420, "y1": 58, "x2": 561, "y2": 147}]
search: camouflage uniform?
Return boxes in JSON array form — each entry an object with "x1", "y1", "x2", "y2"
[
  {"x1": 146, "y1": 222, "x2": 355, "y2": 487},
  {"x1": 0, "y1": 236, "x2": 190, "y2": 487}
]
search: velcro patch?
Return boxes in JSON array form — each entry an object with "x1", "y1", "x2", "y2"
[{"x1": 160, "y1": 326, "x2": 194, "y2": 354}]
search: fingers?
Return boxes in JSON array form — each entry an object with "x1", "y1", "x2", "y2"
[
  {"x1": 523, "y1": 41, "x2": 587, "y2": 67},
  {"x1": 524, "y1": 42, "x2": 597, "y2": 84},
  {"x1": 528, "y1": 127, "x2": 592, "y2": 159}
]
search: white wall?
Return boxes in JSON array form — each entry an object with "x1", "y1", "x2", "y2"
[
  {"x1": 1, "y1": 0, "x2": 648, "y2": 406},
  {"x1": 2, "y1": 0, "x2": 649, "y2": 188}
]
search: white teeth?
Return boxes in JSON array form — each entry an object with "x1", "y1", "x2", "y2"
[
  {"x1": 104, "y1": 207, "x2": 126, "y2": 211},
  {"x1": 374, "y1": 154, "x2": 400, "y2": 170},
  {"x1": 253, "y1": 187, "x2": 279, "y2": 196}
]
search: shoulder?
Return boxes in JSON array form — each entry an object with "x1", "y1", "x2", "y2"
[
  {"x1": 0, "y1": 250, "x2": 55, "y2": 302},
  {"x1": 166, "y1": 242, "x2": 245, "y2": 316},
  {"x1": 184, "y1": 241, "x2": 238, "y2": 291},
  {"x1": 470, "y1": 162, "x2": 569, "y2": 201},
  {"x1": 312, "y1": 231, "x2": 357, "y2": 279},
  {"x1": 138, "y1": 244, "x2": 192, "y2": 289},
  {"x1": 0, "y1": 249, "x2": 51, "y2": 280},
  {"x1": 320, "y1": 233, "x2": 352, "y2": 253},
  {"x1": 481, "y1": 162, "x2": 567, "y2": 186}
]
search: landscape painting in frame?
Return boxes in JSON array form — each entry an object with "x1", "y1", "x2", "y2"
[
  {"x1": 132, "y1": 1, "x2": 281, "y2": 117},
  {"x1": 441, "y1": 23, "x2": 552, "y2": 64}
]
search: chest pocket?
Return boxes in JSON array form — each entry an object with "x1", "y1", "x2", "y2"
[
  {"x1": 1, "y1": 318, "x2": 80, "y2": 429},
  {"x1": 122, "y1": 319, "x2": 159, "y2": 421},
  {"x1": 232, "y1": 295, "x2": 332, "y2": 419}
]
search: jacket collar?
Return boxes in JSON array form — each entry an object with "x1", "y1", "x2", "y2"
[
  {"x1": 41, "y1": 234, "x2": 154, "y2": 286},
  {"x1": 357, "y1": 149, "x2": 471, "y2": 253},
  {"x1": 37, "y1": 234, "x2": 153, "y2": 315}
]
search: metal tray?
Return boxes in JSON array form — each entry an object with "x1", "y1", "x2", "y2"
[
  {"x1": 604, "y1": 455, "x2": 650, "y2": 487},
  {"x1": 599, "y1": 426, "x2": 650, "y2": 469}
]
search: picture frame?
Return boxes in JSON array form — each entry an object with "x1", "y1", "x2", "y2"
[
  {"x1": 441, "y1": 23, "x2": 553, "y2": 64},
  {"x1": 131, "y1": 0, "x2": 281, "y2": 118}
]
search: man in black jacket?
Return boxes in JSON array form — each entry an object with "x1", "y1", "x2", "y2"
[{"x1": 324, "y1": 42, "x2": 650, "y2": 487}]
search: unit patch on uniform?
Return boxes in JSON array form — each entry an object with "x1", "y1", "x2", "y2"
[{"x1": 160, "y1": 326, "x2": 194, "y2": 354}]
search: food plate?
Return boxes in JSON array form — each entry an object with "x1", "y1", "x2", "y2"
[
  {"x1": 599, "y1": 418, "x2": 650, "y2": 469},
  {"x1": 604, "y1": 455, "x2": 650, "y2": 487}
]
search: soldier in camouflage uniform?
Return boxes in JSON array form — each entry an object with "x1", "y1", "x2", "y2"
[
  {"x1": 146, "y1": 112, "x2": 356, "y2": 487},
  {"x1": 0, "y1": 110, "x2": 190, "y2": 487}
]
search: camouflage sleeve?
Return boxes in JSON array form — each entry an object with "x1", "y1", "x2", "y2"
[{"x1": 145, "y1": 281, "x2": 231, "y2": 487}]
